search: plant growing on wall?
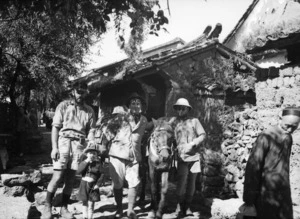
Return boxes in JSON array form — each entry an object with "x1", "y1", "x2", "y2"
[{"x1": 203, "y1": 56, "x2": 256, "y2": 92}]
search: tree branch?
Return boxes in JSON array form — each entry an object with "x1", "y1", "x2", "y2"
[
  {"x1": 167, "y1": 0, "x2": 171, "y2": 16},
  {"x1": 3, "y1": 52, "x2": 19, "y2": 62}
]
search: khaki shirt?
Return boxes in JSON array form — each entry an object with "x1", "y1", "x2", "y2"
[
  {"x1": 128, "y1": 114, "x2": 148, "y2": 162},
  {"x1": 52, "y1": 100, "x2": 96, "y2": 141},
  {"x1": 108, "y1": 117, "x2": 133, "y2": 161},
  {"x1": 171, "y1": 117, "x2": 206, "y2": 162}
]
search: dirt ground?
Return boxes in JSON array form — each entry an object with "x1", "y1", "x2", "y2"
[
  {"x1": 0, "y1": 126, "x2": 209, "y2": 219},
  {"x1": 1, "y1": 126, "x2": 300, "y2": 219}
]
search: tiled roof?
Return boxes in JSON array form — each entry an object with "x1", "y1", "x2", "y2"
[
  {"x1": 243, "y1": 1, "x2": 300, "y2": 52},
  {"x1": 76, "y1": 25, "x2": 257, "y2": 91}
]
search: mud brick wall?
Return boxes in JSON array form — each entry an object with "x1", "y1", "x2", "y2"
[
  {"x1": 161, "y1": 52, "x2": 300, "y2": 201},
  {"x1": 221, "y1": 107, "x2": 263, "y2": 197},
  {"x1": 222, "y1": 66, "x2": 300, "y2": 202}
]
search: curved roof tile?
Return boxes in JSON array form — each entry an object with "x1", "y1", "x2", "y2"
[{"x1": 244, "y1": 1, "x2": 300, "y2": 51}]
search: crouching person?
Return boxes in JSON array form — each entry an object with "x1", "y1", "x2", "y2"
[{"x1": 77, "y1": 145, "x2": 104, "y2": 219}]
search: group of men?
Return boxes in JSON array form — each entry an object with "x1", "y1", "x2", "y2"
[{"x1": 42, "y1": 81, "x2": 300, "y2": 219}]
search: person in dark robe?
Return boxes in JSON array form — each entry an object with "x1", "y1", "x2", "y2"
[{"x1": 243, "y1": 107, "x2": 300, "y2": 219}]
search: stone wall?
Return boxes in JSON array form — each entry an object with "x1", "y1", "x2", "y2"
[
  {"x1": 221, "y1": 106, "x2": 262, "y2": 198},
  {"x1": 220, "y1": 65, "x2": 300, "y2": 205},
  {"x1": 180, "y1": 64, "x2": 300, "y2": 201},
  {"x1": 160, "y1": 50, "x2": 259, "y2": 197}
]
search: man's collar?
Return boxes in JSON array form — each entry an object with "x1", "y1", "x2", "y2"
[
  {"x1": 70, "y1": 99, "x2": 75, "y2": 105},
  {"x1": 278, "y1": 124, "x2": 289, "y2": 134},
  {"x1": 70, "y1": 99, "x2": 86, "y2": 107},
  {"x1": 177, "y1": 115, "x2": 189, "y2": 121}
]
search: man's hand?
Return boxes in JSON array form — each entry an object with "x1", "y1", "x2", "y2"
[
  {"x1": 85, "y1": 153, "x2": 95, "y2": 163},
  {"x1": 87, "y1": 140, "x2": 95, "y2": 148},
  {"x1": 239, "y1": 203, "x2": 257, "y2": 217},
  {"x1": 51, "y1": 148, "x2": 60, "y2": 161},
  {"x1": 178, "y1": 142, "x2": 196, "y2": 155},
  {"x1": 186, "y1": 142, "x2": 197, "y2": 155}
]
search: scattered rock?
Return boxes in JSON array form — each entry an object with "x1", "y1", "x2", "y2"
[
  {"x1": 210, "y1": 198, "x2": 243, "y2": 219},
  {"x1": 2, "y1": 185, "x2": 26, "y2": 197}
]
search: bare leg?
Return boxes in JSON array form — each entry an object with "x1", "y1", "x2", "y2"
[{"x1": 43, "y1": 170, "x2": 64, "y2": 219}]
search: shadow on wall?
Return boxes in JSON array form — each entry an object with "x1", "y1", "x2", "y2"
[{"x1": 194, "y1": 89, "x2": 257, "y2": 199}]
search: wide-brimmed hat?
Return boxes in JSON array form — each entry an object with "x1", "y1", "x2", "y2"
[
  {"x1": 84, "y1": 144, "x2": 99, "y2": 154},
  {"x1": 126, "y1": 93, "x2": 145, "y2": 107},
  {"x1": 112, "y1": 106, "x2": 128, "y2": 115},
  {"x1": 71, "y1": 81, "x2": 88, "y2": 91},
  {"x1": 173, "y1": 98, "x2": 192, "y2": 110}
]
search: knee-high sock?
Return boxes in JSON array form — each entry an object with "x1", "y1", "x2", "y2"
[
  {"x1": 177, "y1": 195, "x2": 186, "y2": 213},
  {"x1": 62, "y1": 193, "x2": 71, "y2": 207},
  {"x1": 82, "y1": 204, "x2": 88, "y2": 218},
  {"x1": 128, "y1": 187, "x2": 137, "y2": 213},
  {"x1": 45, "y1": 191, "x2": 55, "y2": 206},
  {"x1": 185, "y1": 195, "x2": 193, "y2": 209},
  {"x1": 114, "y1": 188, "x2": 123, "y2": 212}
]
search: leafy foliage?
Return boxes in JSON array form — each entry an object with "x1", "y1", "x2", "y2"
[{"x1": 0, "y1": 0, "x2": 169, "y2": 110}]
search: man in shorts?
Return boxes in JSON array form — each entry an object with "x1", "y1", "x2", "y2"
[
  {"x1": 109, "y1": 93, "x2": 148, "y2": 219},
  {"x1": 43, "y1": 81, "x2": 96, "y2": 219}
]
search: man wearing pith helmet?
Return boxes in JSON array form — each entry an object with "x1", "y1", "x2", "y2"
[
  {"x1": 243, "y1": 107, "x2": 300, "y2": 219},
  {"x1": 170, "y1": 98, "x2": 206, "y2": 218}
]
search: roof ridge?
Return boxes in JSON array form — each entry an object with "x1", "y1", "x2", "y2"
[{"x1": 223, "y1": 0, "x2": 259, "y2": 44}]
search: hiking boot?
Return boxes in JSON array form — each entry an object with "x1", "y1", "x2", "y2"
[
  {"x1": 60, "y1": 206, "x2": 74, "y2": 219},
  {"x1": 114, "y1": 209, "x2": 123, "y2": 219},
  {"x1": 177, "y1": 211, "x2": 186, "y2": 219},
  {"x1": 42, "y1": 204, "x2": 52, "y2": 219}
]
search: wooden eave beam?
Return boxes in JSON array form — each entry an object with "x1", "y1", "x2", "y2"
[{"x1": 216, "y1": 45, "x2": 257, "y2": 72}]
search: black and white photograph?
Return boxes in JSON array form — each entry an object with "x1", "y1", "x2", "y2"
[{"x1": 0, "y1": 0, "x2": 300, "y2": 219}]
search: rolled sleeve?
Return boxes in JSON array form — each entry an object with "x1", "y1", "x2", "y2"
[
  {"x1": 192, "y1": 118, "x2": 206, "y2": 146},
  {"x1": 52, "y1": 102, "x2": 65, "y2": 128}
]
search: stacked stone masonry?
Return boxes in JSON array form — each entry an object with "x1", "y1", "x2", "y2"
[{"x1": 217, "y1": 66, "x2": 300, "y2": 206}]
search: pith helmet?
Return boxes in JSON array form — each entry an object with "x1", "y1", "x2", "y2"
[
  {"x1": 173, "y1": 98, "x2": 192, "y2": 110},
  {"x1": 84, "y1": 144, "x2": 99, "y2": 154},
  {"x1": 126, "y1": 93, "x2": 145, "y2": 107},
  {"x1": 112, "y1": 106, "x2": 127, "y2": 115}
]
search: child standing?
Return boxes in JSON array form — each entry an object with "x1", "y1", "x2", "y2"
[{"x1": 77, "y1": 144, "x2": 104, "y2": 219}]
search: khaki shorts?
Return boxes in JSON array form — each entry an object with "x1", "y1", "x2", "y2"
[
  {"x1": 52, "y1": 136, "x2": 85, "y2": 170},
  {"x1": 109, "y1": 156, "x2": 140, "y2": 189}
]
